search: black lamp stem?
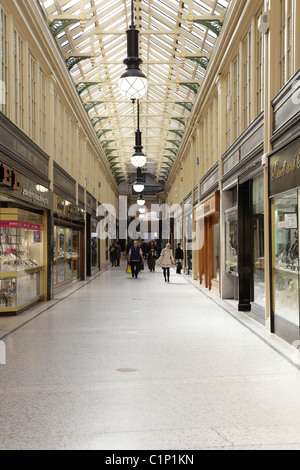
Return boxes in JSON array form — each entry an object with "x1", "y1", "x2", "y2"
[
  {"x1": 131, "y1": 0, "x2": 134, "y2": 28},
  {"x1": 137, "y1": 99, "x2": 140, "y2": 131}
]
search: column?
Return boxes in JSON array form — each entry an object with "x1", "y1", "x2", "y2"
[{"x1": 263, "y1": 0, "x2": 279, "y2": 330}]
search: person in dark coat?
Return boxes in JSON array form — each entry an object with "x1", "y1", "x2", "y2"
[
  {"x1": 110, "y1": 242, "x2": 117, "y2": 267},
  {"x1": 147, "y1": 241, "x2": 157, "y2": 272},
  {"x1": 128, "y1": 240, "x2": 144, "y2": 278},
  {"x1": 175, "y1": 243, "x2": 184, "y2": 274},
  {"x1": 114, "y1": 241, "x2": 121, "y2": 267}
]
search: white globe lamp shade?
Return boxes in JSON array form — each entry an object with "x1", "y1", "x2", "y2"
[
  {"x1": 131, "y1": 152, "x2": 146, "y2": 168},
  {"x1": 119, "y1": 72, "x2": 148, "y2": 100},
  {"x1": 137, "y1": 195, "x2": 145, "y2": 206},
  {"x1": 133, "y1": 181, "x2": 144, "y2": 193},
  {"x1": 139, "y1": 207, "x2": 146, "y2": 214}
]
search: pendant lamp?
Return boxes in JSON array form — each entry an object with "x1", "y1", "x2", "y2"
[
  {"x1": 131, "y1": 100, "x2": 146, "y2": 168},
  {"x1": 119, "y1": 0, "x2": 148, "y2": 100}
]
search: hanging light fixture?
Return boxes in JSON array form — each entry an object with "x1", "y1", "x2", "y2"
[
  {"x1": 139, "y1": 206, "x2": 146, "y2": 214},
  {"x1": 131, "y1": 100, "x2": 146, "y2": 168},
  {"x1": 139, "y1": 213, "x2": 145, "y2": 219},
  {"x1": 137, "y1": 193, "x2": 145, "y2": 206},
  {"x1": 133, "y1": 167, "x2": 144, "y2": 193},
  {"x1": 119, "y1": 0, "x2": 148, "y2": 100}
]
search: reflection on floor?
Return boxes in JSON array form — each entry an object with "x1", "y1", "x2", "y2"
[{"x1": 1, "y1": 263, "x2": 300, "y2": 450}]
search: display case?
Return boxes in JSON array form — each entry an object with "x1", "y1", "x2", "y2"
[
  {"x1": 272, "y1": 192, "x2": 299, "y2": 326},
  {"x1": 225, "y1": 208, "x2": 238, "y2": 275},
  {"x1": 0, "y1": 209, "x2": 45, "y2": 314}
]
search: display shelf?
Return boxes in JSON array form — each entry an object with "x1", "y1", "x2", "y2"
[
  {"x1": 0, "y1": 209, "x2": 45, "y2": 314},
  {"x1": 0, "y1": 295, "x2": 43, "y2": 314}
]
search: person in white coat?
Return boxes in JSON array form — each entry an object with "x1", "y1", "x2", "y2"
[{"x1": 160, "y1": 243, "x2": 175, "y2": 283}]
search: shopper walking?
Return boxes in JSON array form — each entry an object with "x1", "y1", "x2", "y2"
[
  {"x1": 159, "y1": 243, "x2": 175, "y2": 283},
  {"x1": 147, "y1": 241, "x2": 157, "y2": 272},
  {"x1": 175, "y1": 242, "x2": 184, "y2": 274},
  {"x1": 128, "y1": 240, "x2": 144, "y2": 278},
  {"x1": 109, "y1": 242, "x2": 117, "y2": 267},
  {"x1": 114, "y1": 241, "x2": 121, "y2": 267}
]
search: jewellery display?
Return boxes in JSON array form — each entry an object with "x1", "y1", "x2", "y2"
[
  {"x1": 0, "y1": 224, "x2": 44, "y2": 312},
  {"x1": 225, "y1": 209, "x2": 238, "y2": 275},
  {"x1": 273, "y1": 192, "x2": 299, "y2": 326}
]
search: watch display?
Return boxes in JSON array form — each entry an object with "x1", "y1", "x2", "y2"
[
  {"x1": 0, "y1": 210, "x2": 44, "y2": 313},
  {"x1": 272, "y1": 191, "x2": 299, "y2": 326}
]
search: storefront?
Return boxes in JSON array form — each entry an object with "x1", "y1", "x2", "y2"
[
  {"x1": 183, "y1": 193, "x2": 192, "y2": 275},
  {"x1": 86, "y1": 191, "x2": 98, "y2": 276},
  {"x1": 53, "y1": 163, "x2": 85, "y2": 290},
  {"x1": 0, "y1": 112, "x2": 51, "y2": 315},
  {"x1": 269, "y1": 71, "x2": 300, "y2": 344},
  {"x1": 196, "y1": 163, "x2": 220, "y2": 295},
  {"x1": 197, "y1": 191, "x2": 220, "y2": 295},
  {"x1": 221, "y1": 112, "x2": 265, "y2": 323}
]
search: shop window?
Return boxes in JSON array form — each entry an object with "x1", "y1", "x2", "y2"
[
  {"x1": 272, "y1": 192, "x2": 299, "y2": 327},
  {"x1": 53, "y1": 225, "x2": 81, "y2": 288},
  {"x1": 0, "y1": 209, "x2": 45, "y2": 313},
  {"x1": 225, "y1": 208, "x2": 238, "y2": 275},
  {"x1": 252, "y1": 174, "x2": 265, "y2": 308},
  {"x1": 213, "y1": 222, "x2": 220, "y2": 281}
]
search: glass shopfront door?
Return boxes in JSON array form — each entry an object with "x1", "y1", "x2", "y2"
[
  {"x1": 53, "y1": 224, "x2": 82, "y2": 288},
  {"x1": 271, "y1": 191, "x2": 299, "y2": 343}
]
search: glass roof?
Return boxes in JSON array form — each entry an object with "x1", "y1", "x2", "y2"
[{"x1": 39, "y1": 0, "x2": 230, "y2": 185}]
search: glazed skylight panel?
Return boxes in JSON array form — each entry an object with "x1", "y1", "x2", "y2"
[{"x1": 39, "y1": 0, "x2": 230, "y2": 183}]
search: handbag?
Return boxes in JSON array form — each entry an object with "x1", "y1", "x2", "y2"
[{"x1": 126, "y1": 264, "x2": 132, "y2": 274}]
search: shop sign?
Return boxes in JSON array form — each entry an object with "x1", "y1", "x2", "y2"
[
  {"x1": 0, "y1": 161, "x2": 51, "y2": 208},
  {"x1": 198, "y1": 192, "x2": 219, "y2": 218},
  {"x1": 22, "y1": 187, "x2": 49, "y2": 206},
  {"x1": 0, "y1": 220, "x2": 44, "y2": 230},
  {"x1": 270, "y1": 140, "x2": 300, "y2": 197},
  {"x1": 0, "y1": 162, "x2": 21, "y2": 190},
  {"x1": 204, "y1": 200, "x2": 215, "y2": 216}
]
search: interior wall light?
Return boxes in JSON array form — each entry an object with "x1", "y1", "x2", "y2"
[
  {"x1": 131, "y1": 100, "x2": 146, "y2": 168},
  {"x1": 118, "y1": 0, "x2": 148, "y2": 100}
]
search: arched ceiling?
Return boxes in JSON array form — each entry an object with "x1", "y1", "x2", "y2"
[{"x1": 39, "y1": 0, "x2": 230, "y2": 187}]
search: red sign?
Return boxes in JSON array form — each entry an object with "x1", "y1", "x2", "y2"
[
  {"x1": 0, "y1": 221, "x2": 44, "y2": 231},
  {"x1": 0, "y1": 162, "x2": 21, "y2": 190},
  {"x1": 6, "y1": 248, "x2": 17, "y2": 254}
]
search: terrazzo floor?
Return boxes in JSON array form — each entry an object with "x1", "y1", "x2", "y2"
[{"x1": 1, "y1": 264, "x2": 300, "y2": 450}]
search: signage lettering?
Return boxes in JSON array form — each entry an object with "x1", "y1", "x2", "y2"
[
  {"x1": 0, "y1": 162, "x2": 20, "y2": 190},
  {"x1": 204, "y1": 202, "x2": 211, "y2": 214},
  {"x1": 271, "y1": 148, "x2": 300, "y2": 181},
  {"x1": 0, "y1": 161, "x2": 50, "y2": 207},
  {"x1": 22, "y1": 187, "x2": 49, "y2": 206}
]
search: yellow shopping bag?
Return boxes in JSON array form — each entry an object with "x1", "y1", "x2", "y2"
[{"x1": 126, "y1": 264, "x2": 132, "y2": 274}]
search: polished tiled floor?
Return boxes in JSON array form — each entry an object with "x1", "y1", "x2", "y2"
[{"x1": 1, "y1": 263, "x2": 300, "y2": 450}]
